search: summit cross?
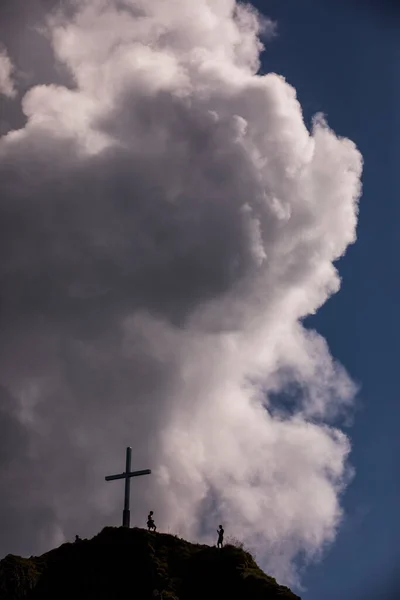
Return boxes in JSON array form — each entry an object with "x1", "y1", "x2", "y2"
[{"x1": 105, "y1": 446, "x2": 151, "y2": 528}]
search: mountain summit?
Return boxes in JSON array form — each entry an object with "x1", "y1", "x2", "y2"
[{"x1": 0, "y1": 527, "x2": 301, "y2": 599}]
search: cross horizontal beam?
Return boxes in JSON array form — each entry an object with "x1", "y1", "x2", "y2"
[{"x1": 105, "y1": 469, "x2": 151, "y2": 481}]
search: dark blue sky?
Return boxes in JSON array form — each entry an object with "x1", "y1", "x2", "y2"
[{"x1": 254, "y1": 2, "x2": 400, "y2": 599}]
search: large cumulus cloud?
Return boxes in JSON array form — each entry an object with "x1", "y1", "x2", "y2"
[{"x1": 0, "y1": 0, "x2": 362, "y2": 587}]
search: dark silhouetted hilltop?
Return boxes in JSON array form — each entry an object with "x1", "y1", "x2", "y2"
[{"x1": 0, "y1": 526, "x2": 301, "y2": 600}]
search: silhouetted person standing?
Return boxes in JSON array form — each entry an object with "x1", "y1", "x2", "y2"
[
  {"x1": 217, "y1": 525, "x2": 224, "y2": 548},
  {"x1": 147, "y1": 511, "x2": 157, "y2": 531}
]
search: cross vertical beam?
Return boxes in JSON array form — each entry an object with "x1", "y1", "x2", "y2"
[
  {"x1": 123, "y1": 446, "x2": 131, "y2": 527},
  {"x1": 105, "y1": 446, "x2": 151, "y2": 528}
]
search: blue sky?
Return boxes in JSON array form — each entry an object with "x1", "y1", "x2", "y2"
[{"x1": 254, "y1": 1, "x2": 399, "y2": 598}]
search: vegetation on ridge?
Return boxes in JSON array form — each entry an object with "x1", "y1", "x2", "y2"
[{"x1": 0, "y1": 526, "x2": 301, "y2": 600}]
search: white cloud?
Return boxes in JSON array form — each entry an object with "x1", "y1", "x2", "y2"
[
  {"x1": 0, "y1": 49, "x2": 16, "y2": 97},
  {"x1": 0, "y1": 0, "x2": 362, "y2": 589}
]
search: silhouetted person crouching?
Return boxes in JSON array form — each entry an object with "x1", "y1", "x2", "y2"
[
  {"x1": 147, "y1": 511, "x2": 157, "y2": 531},
  {"x1": 217, "y1": 525, "x2": 224, "y2": 548}
]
